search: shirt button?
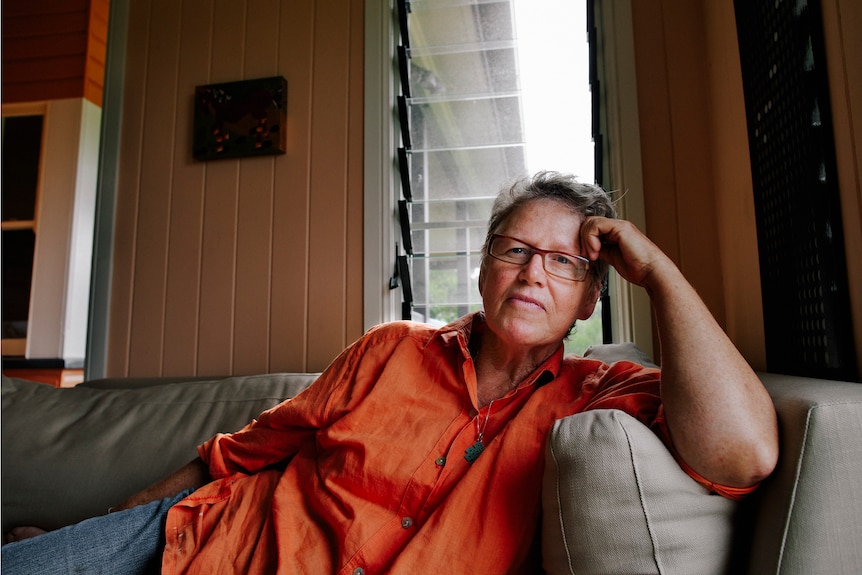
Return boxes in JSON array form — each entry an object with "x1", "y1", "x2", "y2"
[
  {"x1": 353, "y1": 569, "x2": 365, "y2": 575},
  {"x1": 435, "y1": 456, "x2": 446, "y2": 466},
  {"x1": 401, "y1": 517, "x2": 413, "y2": 529}
]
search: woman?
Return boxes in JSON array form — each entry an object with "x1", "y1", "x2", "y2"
[{"x1": 3, "y1": 172, "x2": 778, "y2": 574}]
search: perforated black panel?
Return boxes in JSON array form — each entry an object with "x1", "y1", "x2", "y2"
[{"x1": 735, "y1": 0, "x2": 856, "y2": 380}]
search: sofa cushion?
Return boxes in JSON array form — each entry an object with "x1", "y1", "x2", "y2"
[
  {"x1": 542, "y1": 409, "x2": 738, "y2": 575},
  {"x1": 750, "y1": 374, "x2": 862, "y2": 574},
  {"x1": 583, "y1": 342, "x2": 659, "y2": 368},
  {"x1": 1, "y1": 373, "x2": 316, "y2": 534}
]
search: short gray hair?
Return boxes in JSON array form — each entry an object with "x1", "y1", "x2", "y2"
[{"x1": 483, "y1": 171, "x2": 617, "y2": 287}]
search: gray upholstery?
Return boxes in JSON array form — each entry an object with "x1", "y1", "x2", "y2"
[
  {"x1": 1, "y1": 373, "x2": 316, "y2": 532},
  {"x1": 3, "y1": 352, "x2": 862, "y2": 574},
  {"x1": 747, "y1": 374, "x2": 862, "y2": 574}
]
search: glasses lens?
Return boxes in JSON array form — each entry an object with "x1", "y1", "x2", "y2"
[
  {"x1": 490, "y1": 236, "x2": 530, "y2": 263},
  {"x1": 544, "y1": 254, "x2": 587, "y2": 281}
]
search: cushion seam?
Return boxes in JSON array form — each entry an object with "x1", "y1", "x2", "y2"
[
  {"x1": 774, "y1": 404, "x2": 819, "y2": 574},
  {"x1": 619, "y1": 412, "x2": 664, "y2": 574},
  {"x1": 548, "y1": 426, "x2": 577, "y2": 575}
]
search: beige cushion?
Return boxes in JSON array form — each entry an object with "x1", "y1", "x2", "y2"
[
  {"x1": 542, "y1": 409, "x2": 738, "y2": 575},
  {"x1": 1, "y1": 373, "x2": 316, "y2": 533},
  {"x1": 750, "y1": 375, "x2": 862, "y2": 574},
  {"x1": 583, "y1": 342, "x2": 658, "y2": 368}
]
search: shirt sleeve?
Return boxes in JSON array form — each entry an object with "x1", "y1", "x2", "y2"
[
  {"x1": 582, "y1": 360, "x2": 758, "y2": 500},
  {"x1": 199, "y1": 325, "x2": 394, "y2": 479}
]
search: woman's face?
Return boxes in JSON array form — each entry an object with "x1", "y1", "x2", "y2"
[{"x1": 479, "y1": 199, "x2": 599, "y2": 352}]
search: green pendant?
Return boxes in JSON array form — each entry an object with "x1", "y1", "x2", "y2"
[{"x1": 465, "y1": 440, "x2": 485, "y2": 463}]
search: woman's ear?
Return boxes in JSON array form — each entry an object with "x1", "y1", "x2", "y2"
[{"x1": 576, "y1": 281, "x2": 602, "y2": 320}]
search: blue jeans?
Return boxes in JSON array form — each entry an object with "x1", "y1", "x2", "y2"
[{"x1": 1, "y1": 490, "x2": 191, "y2": 575}]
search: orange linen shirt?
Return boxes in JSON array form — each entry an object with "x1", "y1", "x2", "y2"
[{"x1": 161, "y1": 313, "x2": 744, "y2": 575}]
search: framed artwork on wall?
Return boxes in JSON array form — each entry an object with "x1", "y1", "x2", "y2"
[{"x1": 193, "y1": 76, "x2": 287, "y2": 161}]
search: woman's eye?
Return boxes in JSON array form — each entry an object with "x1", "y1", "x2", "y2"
[
  {"x1": 551, "y1": 254, "x2": 572, "y2": 265},
  {"x1": 509, "y1": 247, "x2": 528, "y2": 255}
]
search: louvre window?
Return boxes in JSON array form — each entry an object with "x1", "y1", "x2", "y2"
[
  {"x1": 394, "y1": 0, "x2": 527, "y2": 325},
  {"x1": 395, "y1": 2, "x2": 593, "y2": 330}
]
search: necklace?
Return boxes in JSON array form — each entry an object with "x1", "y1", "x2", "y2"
[{"x1": 464, "y1": 400, "x2": 494, "y2": 464}]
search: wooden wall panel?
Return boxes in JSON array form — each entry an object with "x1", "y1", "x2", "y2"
[
  {"x1": 823, "y1": 0, "x2": 862, "y2": 376},
  {"x1": 127, "y1": 0, "x2": 182, "y2": 375},
  {"x1": 346, "y1": 0, "x2": 366, "y2": 349},
  {"x1": 107, "y1": 0, "x2": 150, "y2": 376},
  {"x1": 2, "y1": 0, "x2": 107, "y2": 106},
  {"x1": 84, "y1": 0, "x2": 110, "y2": 106},
  {"x1": 110, "y1": 0, "x2": 365, "y2": 378},
  {"x1": 233, "y1": 0, "x2": 279, "y2": 375},
  {"x1": 307, "y1": 1, "x2": 353, "y2": 370},
  {"x1": 657, "y1": 1, "x2": 726, "y2": 325},
  {"x1": 630, "y1": 0, "x2": 681, "y2": 267},
  {"x1": 703, "y1": 0, "x2": 766, "y2": 369},
  {"x1": 196, "y1": 159, "x2": 240, "y2": 377},
  {"x1": 161, "y1": 0, "x2": 213, "y2": 377},
  {"x1": 269, "y1": 1, "x2": 314, "y2": 373},
  {"x1": 631, "y1": 0, "x2": 727, "y2": 334},
  {"x1": 630, "y1": 0, "x2": 860, "y2": 372},
  {"x1": 195, "y1": 0, "x2": 245, "y2": 377}
]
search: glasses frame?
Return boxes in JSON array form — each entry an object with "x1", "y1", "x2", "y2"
[{"x1": 487, "y1": 234, "x2": 590, "y2": 282}]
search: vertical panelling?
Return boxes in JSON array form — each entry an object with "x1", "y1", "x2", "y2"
[
  {"x1": 233, "y1": 0, "x2": 279, "y2": 375},
  {"x1": 269, "y1": 0, "x2": 315, "y2": 373},
  {"x1": 195, "y1": 0, "x2": 246, "y2": 376},
  {"x1": 196, "y1": 159, "x2": 240, "y2": 377},
  {"x1": 704, "y1": 0, "x2": 766, "y2": 369},
  {"x1": 630, "y1": 0, "x2": 681, "y2": 267},
  {"x1": 127, "y1": 0, "x2": 182, "y2": 375},
  {"x1": 631, "y1": 0, "x2": 725, "y2": 323},
  {"x1": 162, "y1": 0, "x2": 213, "y2": 376},
  {"x1": 824, "y1": 0, "x2": 862, "y2": 376},
  {"x1": 110, "y1": 0, "x2": 365, "y2": 378},
  {"x1": 107, "y1": 0, "x2": 151, "y2": 376},
  {"x1": 307, "y1": 0, "x2": 352, "y2": 371},
  {"x1": 657, "y1": 1, "x2": 725, "y2": 324},
  {"x1": 234, "y1": 156, "x2": 276, "y2": 374},
  {"x1": 345, "y1": 0, "x2": 365, "y2": 347}
]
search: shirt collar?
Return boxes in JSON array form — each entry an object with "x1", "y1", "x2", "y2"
[{"x1": 431, "y1": 311, "x2": 563, "y2": 385}]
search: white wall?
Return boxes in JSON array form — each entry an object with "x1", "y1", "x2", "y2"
[{"x1": 12, "y1": 98, "x2": 100, "y2": 365}]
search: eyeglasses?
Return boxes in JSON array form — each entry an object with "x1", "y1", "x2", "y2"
[{"x1": 487, "y1": 235, "x2": 590, "y2": 282}]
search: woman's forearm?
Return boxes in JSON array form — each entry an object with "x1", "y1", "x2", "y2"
[{"x1": 111, "y1": 457, "x2": 210, "y2": 513}]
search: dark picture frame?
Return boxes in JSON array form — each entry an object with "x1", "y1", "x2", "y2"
[{"x1": 193, "y1": 76, "x2": 287, "y2": 161}]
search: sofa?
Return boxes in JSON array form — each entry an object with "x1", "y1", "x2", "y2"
[{"x1": 3, "y1": 343, "x2": 862, "y2": 574}]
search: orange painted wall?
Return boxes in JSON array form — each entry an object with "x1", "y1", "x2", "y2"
[
  {"x1": 2, "y1": 0, "x2": 108, "y2": 106},
  {"x1": 107, "y1": 0, "x2": 365, "y2": 377}
]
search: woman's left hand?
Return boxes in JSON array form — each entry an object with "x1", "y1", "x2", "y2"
[{"x1": 579, "y1": 216, "x2": 673, "y2": 290}]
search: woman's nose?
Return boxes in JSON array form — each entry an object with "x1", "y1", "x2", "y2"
[{"x1": 519, "y1": 253, "x2": 547, "y2": 284}]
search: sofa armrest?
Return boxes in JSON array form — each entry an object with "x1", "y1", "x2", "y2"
[
  {"x1": 542, "y1": 409, "x2": 738, "y2": 575},
  {"x1": 748, "y1": 374, "x2": 862, "y2": 574}
]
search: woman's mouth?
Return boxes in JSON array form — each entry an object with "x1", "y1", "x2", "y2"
[{"x1": 508, "y1": 294, "x2": 545, "y2": 311}]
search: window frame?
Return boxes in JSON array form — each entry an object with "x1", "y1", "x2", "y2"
[
  {"x1": 363, "y1": 0, "x2": 654, "y2": 356},
  {"x1": 2, "y1": 103, "x2": 47, "y2": 357}
]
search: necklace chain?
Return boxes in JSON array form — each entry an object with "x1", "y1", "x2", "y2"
[{"x1": 475, "y1": 400, "x2": 494, "y2": 442}]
